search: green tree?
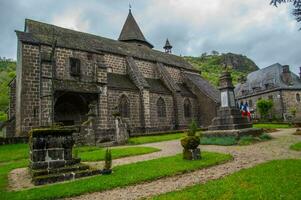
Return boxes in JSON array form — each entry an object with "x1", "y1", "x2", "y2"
[
  {"x1": 257, "y1": 99, "x2": 274, "y2": 120},
  {"x1": 271, "y1": 0, "x2": 301, "y2": 27}
]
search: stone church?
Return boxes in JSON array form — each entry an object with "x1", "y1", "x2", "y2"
[{"x1": 5, "y1": 10, "x2": 219, "y2": 143}]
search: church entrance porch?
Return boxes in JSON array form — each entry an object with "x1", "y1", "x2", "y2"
[{"x1": 54, "y1": 91, "x2": 98, "y2": 126}]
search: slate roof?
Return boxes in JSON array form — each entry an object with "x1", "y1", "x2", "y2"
[
  {"x1": 146, "y1": 78, "x2": 172, "y2": 94},
  {"x1": 16, "y1": 19, "x2": 196, "y2": 71},
  {"x1": 183, "y1": 72, "x2": 220, "y2": 103},
  {"x1": 235, "y1": 63, "x2": 301, "y2": 97},
  {"x1": 118, "y1": 10, "x2": 153, "y2": 48},
  {"x1": 178, "y1": 84, "x2": 196, "y2": 97},
  {"x1": 107, "y1": 73, "x2": 138, "y2": 91}
]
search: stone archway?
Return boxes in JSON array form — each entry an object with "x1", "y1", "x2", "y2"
[{"x1": 54, "y1": 92, "x2": 89, "y2": 126}]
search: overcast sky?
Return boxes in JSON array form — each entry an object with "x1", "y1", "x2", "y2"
[{"x1": 0, "y1": 0, "x2": 300, "y2": 74}]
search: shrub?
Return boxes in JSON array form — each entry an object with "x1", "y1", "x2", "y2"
[
  {"x1": 259, "y1": 133, "x2": 272, "y2": 141},
  {"x1": 256, "y1": 99, "x2": 273, "y2": 120},
  {"x1": 188, "y1": 119, "x2": 198, "y2": 136},
  {"x1": 200, "y1": 136, "x2": 237, "y2": 146},
  {"x1": 104, "y1": 148, "x2": 112, "y2": 170},
  {"x1": 238, "y1": 136, "x2": 260, "y2": 145}
]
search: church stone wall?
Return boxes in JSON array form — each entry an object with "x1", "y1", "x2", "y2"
[
  {"x1": 165, "y1": 65, "x2": 183, "y2": 83},
  {"x1": 17, "y1": 43, "x2": 40, "y2": 136},
  {"x1": 178, "y1": 96, "x2": 199, "y2": 128},
  {"x1": 134, "y1": 59, "x2": 158, "y2": 79},
  {"x1": 149, "y1": 93, "x2": 174, "y2": 130},
  {"x1": 104, "y1": 53, "x2": 126, "y2": 74},
  {"x1": 107, "y1": 89, "x2": 141, "y2": 131}
]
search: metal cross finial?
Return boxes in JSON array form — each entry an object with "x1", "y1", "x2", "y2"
[{"x1": 129, "y1": 3, "x2": 131, "y2": 12}]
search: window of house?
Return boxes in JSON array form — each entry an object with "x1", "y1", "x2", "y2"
[
  {"x1": 119, "y1": 95, "x2": 130, "y2": 118},
  {"x1": 157, "y1": 97, "x2": 166, "y2": 118},
  {"x1": 184, "y1": 98, "x2": 192, "y2": 118},
  {"x1": 70, "y1": 58, "x2": 81, "y2": 76},
  {"x1": 297, "y1": 93, "x2": 301, "y2": 103}
]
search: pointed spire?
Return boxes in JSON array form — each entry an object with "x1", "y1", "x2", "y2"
[
  {"x1": 163, "y1": 38, "x2": 172, "y2": 53},
  {"x1": 118, "y1": 9, "x2": 153, "y2": 48}
]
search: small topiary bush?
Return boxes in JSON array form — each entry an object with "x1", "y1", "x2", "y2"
[
  {"x1": 181, "y1": 120, "x2": 201, "y2": 160},
  {"x1": 104, "y1": 148, "x2": 112, "y2": 170}
]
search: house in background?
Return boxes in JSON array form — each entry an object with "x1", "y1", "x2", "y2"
[
  {"x1": 235, "y1": 64, "x2": 301, "y2": 121},
  {"x1": 3, "y1": 10, "x2": 219, "y2": 143}
]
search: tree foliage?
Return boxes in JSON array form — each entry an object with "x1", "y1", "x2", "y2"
[
  {"x1": 0, "y1": 58, "x2": 16, "y2": 121},
  {"x1": 271, "y1": 0, "x2": 301, "y2": 25},
  {"x1": 256, "y1": 99, "x2": 274, "y2": 119}
]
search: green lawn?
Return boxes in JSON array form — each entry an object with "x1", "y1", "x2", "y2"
[
  {"x1": 152, "y1": 159, "x2": 301, "y2": 200},
  {"x1": 79, "y1": 146, "x2": 160, "y2": 161},
  {"x1": 128, "y1": 132, "x2": 185, "y2": 145},
  {"x1": 290, "y1": 142, "x2": 301, "y2": 151},
  {"x1": 1, "y1": 152, "x2": 232, "y2": 200},
  {"x1": 253, "y1": 123, "x2": 291, "y2": 129},
  {"x1": 0, "y1": 144, "x2": 160, "y2": 163}
]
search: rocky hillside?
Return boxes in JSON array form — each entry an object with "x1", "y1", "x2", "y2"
[{"x1": 185, "y1": 53, "x2": 259, "y2": 86}]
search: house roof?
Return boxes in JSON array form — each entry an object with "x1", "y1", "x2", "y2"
[
  {"x1": 146, "y1": 78, "x2": 172, "y2": 94},
  {"x1": 235, "y1": 63, "x2": 301, "y2": 97},
  {"x1": 107, "y1": 73, "x2": 138, "y2": 91},
  {"x1": 16, "y1": 19, "x2": 196, "y2": 72},
  {"x1": 118, "y1": 10, "x2": 153, "y2": 48},
  {"x1": 183, "y1": 72, "x2": 220, "y2": 103}
]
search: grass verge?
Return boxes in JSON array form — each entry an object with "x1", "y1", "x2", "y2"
[
  {"x1": 0, "y1": 144, "x2": 160, "y2": 163},
  {"x1": 290, "y1": 142, "x2": 301, "y2": 151},
  {"x1": 152, "y1": 159, "x2": 301, "y2": 200},
  {"x1": 79, "y1": 146, "x2": 160, "y2": 161},
  {"x1": 2, "y1": 152, "x2": 232, "y2": 200},
  {"x1": 128, "y1": 132, "x2": 185, "y2": 145},
  {"x1": 253, "y1": 123, "x2": 291, "y2": 129}
]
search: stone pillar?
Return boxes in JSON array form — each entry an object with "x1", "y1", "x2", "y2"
[{"x1": 141, "y1": 89, "x2": 151, "y2": 128}]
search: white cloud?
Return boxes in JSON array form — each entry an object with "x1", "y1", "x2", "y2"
[{"x1": 51, "y1": 9, "x2": 90, "y2": 32}]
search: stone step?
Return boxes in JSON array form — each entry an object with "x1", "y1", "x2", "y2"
[
  {"x1": 31, "y1": 163, "x2": 90, "y2": 177},
  {"x1": 32, "y1": 168, "x2": 102, "y2": 186}
]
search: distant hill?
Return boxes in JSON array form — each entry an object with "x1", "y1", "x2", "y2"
[
  {"x1": 0, "y1": 58, "x2": 16, "y2": 121},
  {"x1": 185, "y1": 53, "x2": 259, "y2": 86}
]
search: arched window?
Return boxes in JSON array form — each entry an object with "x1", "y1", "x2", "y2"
[
  {"x1": 157, "y1": 97, "x2": 166, "y2": 118},
  {"x1": 297, "y1": 93, "x2": 301, "y2": 103},
  {"x1": 119, "y1": 95, "x2": 130, "y2": 118},
  {"x1": 184, "y1": 98, "x2": 192, "y2": 118}
]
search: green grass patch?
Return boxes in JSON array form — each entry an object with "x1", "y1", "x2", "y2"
[
  {"x1": 0, "y1": 143, "x2": 29, "y2": 163},
  {"x1": 79, "y1": 146, "x2": 160, "y2": 161},
  {"x1": 152, "y1": 159, "x2": 301, "y2": 200},
  {"x1": 253, "y1": 123, "x2": 291, "y2": 129},
  {"x1": 0, "y1": 143, "x2": 159, "y2": 163},
  {"x1": 2, "y1": 152, "x2": 232, "y2": 200},
  {"x1": 200, "y1": 136, "x2": 237, "y2": 146},
  {"x1": 290, "y1": 142, "x2": 301, "y2": 151},
  {"x1": 128, "y1": 132, "x2": 185, "y2": 145}
]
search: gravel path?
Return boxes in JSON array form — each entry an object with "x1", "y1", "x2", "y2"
[{"x1": 67, "y1": 128, "x2": 301, "y2": 200}]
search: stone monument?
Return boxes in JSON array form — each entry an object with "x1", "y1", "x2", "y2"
[
  {"x1": 204, "y1": 71, "x2": 262, "y2": 138},
  {"x1": 29, "y1": 128, "x2": 101, "y2": 185}
]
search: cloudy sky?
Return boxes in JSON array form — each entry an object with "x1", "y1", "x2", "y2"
[{"x1": 0, "y1": 0, "x2": 300, "y2": 74}]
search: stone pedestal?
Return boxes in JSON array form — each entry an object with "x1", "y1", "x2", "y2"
[
  {"x1": 29, "y1": 128, "x2": 101, "y2": 185},
  {"x1": 205, "y1": 71, "x2": 262, "y2": 137}
]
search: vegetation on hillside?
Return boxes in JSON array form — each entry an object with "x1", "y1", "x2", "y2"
[
  {"x1": 185, "y1": 52, "x2": 258, "y2": 86},
  {"x1": 0, "y1": 58, "x2": 16, "y2": 121}
]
